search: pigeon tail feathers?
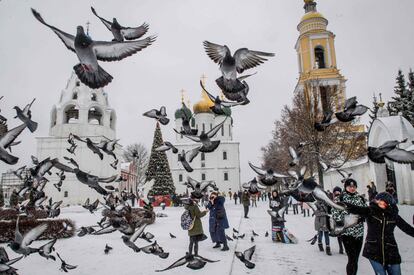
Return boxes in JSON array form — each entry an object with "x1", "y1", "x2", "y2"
[{"x1": 73, "y1": 63, "x2": 113, "y2": 89}]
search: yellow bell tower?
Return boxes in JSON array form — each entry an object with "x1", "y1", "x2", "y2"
[{"x1": 294, "y1": 0, "x2": 346, "y2": 113}]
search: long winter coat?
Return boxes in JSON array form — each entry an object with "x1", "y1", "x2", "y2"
[
  {"x1": 185, "y1": 201, "x2": 207, "y2": 237},
  {"x1": 347, "y1": 202, "x2": 414, "y2": 265},
  {"x1": 242, "y1": 192, "x2": 250, "y2": 206},
  {"x1": 207, "y1": 196, "x2": 229, "y2": 243},
  {"x1": 314, "y1": 201, "x2": 330, "y2": 232}
]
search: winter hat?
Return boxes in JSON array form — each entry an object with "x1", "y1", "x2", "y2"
[
  {"x1": 375, "y1": 192, "x2": 396, "y2": 205},
  {"x1": 344, "y1": 178, "x2": 357, "y2": 188},
  {"x1": 333, "y1": 186, "x2": 342, "y2": 194}
]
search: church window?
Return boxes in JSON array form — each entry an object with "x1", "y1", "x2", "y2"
[
  {"x1": 202, "y1": 173, "x2": 206, "y2": 181},
  {"x1": 201, "y1": 162, "x2": 205, "y2": 168},
  {"x1": 179, "y1": 174, "x2": 183, "y2": 182},
  {"x1": 88, "y1": 107, "x2": 103, "y2": 125},
  {"x1": 64, "y1": 191, "x2": 68, "y2": 197},
  {"x1": 314, "y1": 46, "x2": 326, "y2": 69},
  {"x1": 201, "y1": 152, "x2": 205, "y2": 161},
  {"x1": 65, "y1": 105, "x2": 79, "y2": 124},
  {"x1": 72, "y1": 92, "x2": 78, "y2": 100},
  {"x1": 91, "y1": 93, "x2": 97, "y2": 101},
  {"x1": 224, "y1": 172, "x2": 229, "y2": 181},
  {"x1": 223, "y1": 151, "x2": 227, "y2": 160},
  {"x1": 202, "y1": 123, "x2": 205, "y2": 132},
  {"x1": 221, "y1": 126, "x2": 224, "y2": 136}
]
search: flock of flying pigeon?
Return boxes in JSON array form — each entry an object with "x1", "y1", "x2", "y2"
[{"x1": 2, "y1": 4, "x2": 414, "y2": 274}]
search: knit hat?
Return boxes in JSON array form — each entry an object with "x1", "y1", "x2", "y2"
[
  {"x1": 344, "y1": 178, "x2": 357, "y2": 188},
  {"x1": 375, "y1": 192, "x2": 396, "y2": 205},
  {"x1": 333, "y1": 186, "x2": 342, "y2": 194}
]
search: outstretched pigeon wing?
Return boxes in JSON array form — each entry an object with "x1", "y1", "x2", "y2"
[
  {"x1": 206, "y1": 118, "x2": 227, "y2": 138},
  {"x1": 234, "y1": 48, "x2": 275, "y2": 74},
  {"x1": 93, "y1": 36, "x2": 156, "y2": 62},
  {"x1": 203, "y1": 41, "x2": 230, "y2": 65},
  {"x1": 121, "y1": 23, "x2": 150, "y2": 40},
  {"x1": 90, "y1": 7, "x2": 112, "y2": 32},
  {"x1": 248, "y1": 162, "x2": 266, "y2": 176}
]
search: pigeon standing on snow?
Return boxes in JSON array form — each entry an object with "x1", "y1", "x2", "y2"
[
  {"x1": 91, "y1": 7, "x2": 149, "y2": 42},
  {"x1": 13, "y1": 98, "x2": 38, "y2": 132},
  {"x1": 203, "y1": 40, "x2": 274, "y2": 93},
  {"x1": 104, "y1": 244, "x2": 113, "y2": 254},
  {"x1": 143, "y1": 106, "x2": 170, "y2": 125},
  {"x1": 32, "y1": 8, "x2": 156, "y2": 89}
]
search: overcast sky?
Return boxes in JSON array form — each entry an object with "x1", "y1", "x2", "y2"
[{"x1": 1, "y1": 0, "x2": 414, "y2": 182}]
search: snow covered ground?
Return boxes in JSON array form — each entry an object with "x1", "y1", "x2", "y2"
[{"x1": 2, "y1": 200, "x2": 413, "y2": 275}]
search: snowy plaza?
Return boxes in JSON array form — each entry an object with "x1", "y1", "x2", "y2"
[{"x1": 1, "y1": 0, "x2": 414, "y2": 274}]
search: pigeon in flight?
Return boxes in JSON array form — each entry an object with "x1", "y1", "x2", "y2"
[
  {"x1": 177, "y1": 118, "x2": 227, "y2": 153},
  {"x1": 91, "y1": 7, "x2": 149, "y2": 42},
  {"x1": 177, "y1": 149, "x2": 199, "y2": 173},
  {"x1": 74, "y1": 169, "x2": 118, "y2": 195},
  {"x1": 0, "y1": 124, "x2": 27, "y2": 164},
  {"x1": 225, "y1": 234, "x2": 233, "y2": 241},
  {"x1": 288, "y1": 146, "x2": 301, "y2": 167},
  {"x1": 8, "y1": 217, "x2": 48, "y2": 256},
  {"x1": 199, "y1": 80, "x2": 245, "y2": 115},
  {"x1": 82, "y1": 198, "x2": 100, "y2": 213},
  {"x1": 96, "y1": 138, "x2": 119, "y2": 159},
  {"x1": 235, "y1": 245, "x2": 256, "y2": 269},
  {"x1": 335, "y1": 96, "x2": 368, "y2": 122},
  {"x1": 242, "y1": 177, "x2": 265, "y2": 194},
  {"x1": 233, "y1": 228, "x2": 239, "y2": 234},
  {"x1": 46, "y1": 198, "x2": 63, "y2": 218},
  {"x1": 143, "y1": 106, "x2": 170, "y2": 125},
  {"x1": 13, "y1": 98, "x2": 38, "y2": 133},
  {"x1": 32, "y1": 8, "x2": 156, "y2": 89},
  {"x1": 368, "y1": 139, "x2": 414, "y2": 164},
  {"x1": 250, "y1": 236, "x2": 254, "y2": 242},
  {"x1": 314, "y1": 111, "x2": 338, "y2": 132},
  {"x1": 155, "y1": 141, "x2": 178, "y2": 154},
  {"x1": 0, "y1": 247, "x2": 23, "y2": 274},
  {"x1": 38, "y1": 238, "x2": 57, "y2": 261},
  {"x1": 13, "y1": 166, "x2": 27, "y2": 180},
  {"x1": 156, "y1": 254, "x2": 218, "y2": 272},
  {"x1": 203, "y1": 41, "x2": 274, "y2": 93},
  {"x1": 179, "y1": 111, "x2": 198, "y2": 136},
  {"x1": 169, "y1": 233, "x2": 176, "y2": 239},
  {"x1": 252, "y1": 230, "x2": 259, "y2": 237},
  {"x1": 66, "y1": 143, "x2": 77, "y2": 155},
  {"x1": 248, "y1": 162, "x2": 289, "y2": 186},
  {"x1": 73, "y1": 136, "x2": 104, "y2": 160},
  {"x1": 110, "y1": 159, "x2": 118, "y2": 169},
  {"x1": 184, "y1": 176, "x2": 218, "y2": 197},
  {"x1": 57, "y1": 253, "x2": 77, "y2": 273},
  {"x1": 64, "y1": 156, "x2": 79, "y2": 168}
]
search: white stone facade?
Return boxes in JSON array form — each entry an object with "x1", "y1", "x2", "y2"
[
  {"x1": 36, "y1": 73, "x2": 121, "y2": 205},
  {"x1": 167, "y1": 112, "x2": 241, "y2": 195}
]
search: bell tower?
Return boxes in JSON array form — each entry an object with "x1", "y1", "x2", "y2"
[{"x1": 294, "y1": 0, "x2": 346, "y2": 113}]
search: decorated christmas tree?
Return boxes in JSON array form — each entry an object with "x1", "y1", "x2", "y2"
[{"x1": 146, "y1": 122, "x2": 175, "y2": 196}]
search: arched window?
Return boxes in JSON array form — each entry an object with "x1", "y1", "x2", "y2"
[
  {"x1": 221, "y1": 126, "x2": 224, "y2": 136},
  {"x1": 91, "y1": 93, "x2": 97, "y2": 101},
  {"x1": 179, "y1": 174, "x2": 183, "y2": 182},
  {"x1": 224, "y1": 172, "x2": 229, "y2": 181},
  {"x1": 88, "y1": 107, "x2": 103, "y2": 125},
  {"x1": 50, "y1": 107, "x2": 57, "y2": 127},
  {"x1": 201, "y1": 152, "x2": 205, "y2": 161},
  {"x1": 314, "y1": 46, "x2": 326, "y2": 69},
  {"x1": 64, "y1": 191, "x2": 68, "y2": 197},
  {"x1": 72, "y1": 92, "x2": 78, "y2": 100},
  {"x1": 223, "y1": 151, "x2": 227, "y2": 160},
  {"x1": 65, "y1": 105, "x2": 79, "y2": 124},
  {"x1": 201, "y1": 173, "x2": 206, "y2": 181}
]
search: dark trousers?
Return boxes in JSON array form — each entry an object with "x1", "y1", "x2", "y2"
[
  {"x1": 303, "y1": 209, "x2": 310, "y2": 217},
  {"x1": 243, "y1": 205, "x2": 249, "y2": 217},
  {"x1": 292, "y1": 204, "x2": 299, "y2": 215},
  {"x1": 342, "y1": 235, "x2": 363, "y2": 275},
  {"x1": 234, "y1": 199, "x2": 237, "y2": 205},
  {"x1": 188, "y1": 236, "x2": 199, "y2": 256},
  {"x1": 337, "y1": 235, "x2": 344, "y2": 253},
  {"x1": 317, "y1": 231, "x2": 330, "y2": 245}
]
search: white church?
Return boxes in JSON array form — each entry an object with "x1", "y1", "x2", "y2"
[
  {"x1": 36, "y1": 73, "x2": 121, "y2": 205},
  {"x1": 323, "y1": 102, "x2": 414, "y2": 205},
  {"x1": 167, "y1": 79, "x2": 241, "y2": 195}
]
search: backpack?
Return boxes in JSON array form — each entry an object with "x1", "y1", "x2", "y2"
[{"x1": 181, "y1": 209, "x2": 195, "y2": 230}]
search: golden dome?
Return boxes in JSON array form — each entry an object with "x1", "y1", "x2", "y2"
[
  {"x1": 193, "y1": 89, "x2": 214, "y2": 114},
  {"x1": 301, "y1": 11, "x2": 325, "y2": 22}
]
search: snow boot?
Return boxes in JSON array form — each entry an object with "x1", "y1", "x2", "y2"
[
  {"x1": 326, "y1": 246, "x2": 332, "y2": 256},
  {"x1": 213, "y1": 243, "x2": 221, "y2": 248},
  {"x1": 221, "y1": 245, "x2": 229, "y2": 251},
  {"x1": 318, "y1": 243, "x2": 324, "y2": 252}
]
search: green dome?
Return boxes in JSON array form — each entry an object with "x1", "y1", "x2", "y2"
[{"x1": 174, "y1": 102, "x2": 192, "y2": 119}]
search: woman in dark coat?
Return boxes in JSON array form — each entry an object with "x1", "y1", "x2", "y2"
[
  {"x1": 346, "y1": 192, "x2": 414, "y2": 275},
  {"x1": 206, "y1": 192, "x2": 229, "y2": 251},
  {"x1": 314, "y1": 200, "x2": 331, "y2": 255}
]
